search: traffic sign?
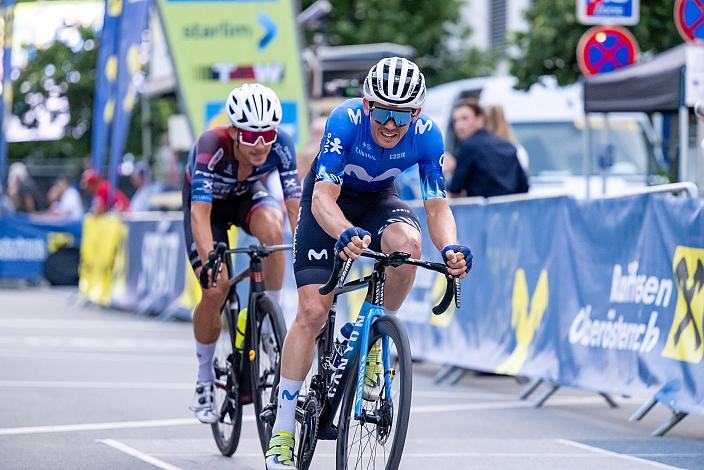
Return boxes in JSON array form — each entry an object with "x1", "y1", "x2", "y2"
[
  {"x1": 577, "y1": 26, "x2": 639, "y2": 76},
  {"x1": 674, "y1": 0, "x2": 704, "y2": 43},
  {"x1": 577, "y1": 0, "x2": 640, "y2": 26}
]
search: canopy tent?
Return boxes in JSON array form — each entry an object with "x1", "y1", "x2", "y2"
[{"x1": 584, "y1": 44, "x2": 704, "y2": 184}]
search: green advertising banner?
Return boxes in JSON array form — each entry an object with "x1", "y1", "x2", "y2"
[{"x1": 156, "y1": 0, "x2": 308, "y2": 146}]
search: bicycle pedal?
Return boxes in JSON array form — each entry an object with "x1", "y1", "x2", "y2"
[{"x1": 259, "y1": 402, "x2": 276, "y2": 425}]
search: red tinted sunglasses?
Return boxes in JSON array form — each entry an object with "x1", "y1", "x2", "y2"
[{"x1": 238, "y1": 129, "x2": 277, "y2": 146}]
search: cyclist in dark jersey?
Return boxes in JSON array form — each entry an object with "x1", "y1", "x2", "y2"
[
  {"x1": 183, "y1": 83, "x2": 301, "y2": 424},
  {"x1": 265, "y1": 58, "x2": 473, "y2": 469}
]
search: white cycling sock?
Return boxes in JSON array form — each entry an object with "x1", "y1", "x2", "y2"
[
  {"x1": 267, "y1": 289, "x2": 283, "y2": 306},
  {"x1": 196, "y1": 340, "x2": 217, "y2": 383},
  {"x1": 272, "y1": 376, "x2": 303, "y2": 436}
]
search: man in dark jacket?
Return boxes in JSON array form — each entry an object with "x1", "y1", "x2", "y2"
[{"x1": 448, "y1": 100, "x2": 529, "y2": 198}]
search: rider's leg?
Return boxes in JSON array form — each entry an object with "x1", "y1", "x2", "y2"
[
  {"x1": 193, "y1": 265, "x2": 231, "y2": 378},
  {"x1": 271, "y1": 284, "x2": 333, "y2": 435},
  {"x1": 380, "y1": 222, "x2": 422, "y2": 311},
  {"x1": 248, "y1": 204, "x2": 285, "y2": 304}
]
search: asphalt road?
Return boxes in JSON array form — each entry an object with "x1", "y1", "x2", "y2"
[{"x1": 0, "y1": 287, "x2": 702, "y2": 469}]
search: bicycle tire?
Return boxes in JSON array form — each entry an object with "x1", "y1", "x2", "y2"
[
  {"x1": 335, "y1": 315, "x2": 412, "y2": 470},
  {"x1": 211, "y1": 302, "x2": 243, "y2": 456},
  {"x1": 250, "y1": 294, "x2": 288, "y2": 454}
]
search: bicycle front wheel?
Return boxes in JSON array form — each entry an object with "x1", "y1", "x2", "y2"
[
  {"x1": 251, "y1": 294, "x2": 287, "y2": 454},
  {"x1": 211, "y1": 303, "x2": 243, "y2": 456},
  {"x1": 336, "y1": 315, "x2": 412, "y2": 470}
]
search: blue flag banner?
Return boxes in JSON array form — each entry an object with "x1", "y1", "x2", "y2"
[
  {"x1": 90, "y1": 0, "x2": 121, "y2": 173},
  {"x1": 107, "y1": 0, "x2": 150, "y2": 192},
  {"x1": 0, "y1": 0, "x2": 15, "y2": 186}
]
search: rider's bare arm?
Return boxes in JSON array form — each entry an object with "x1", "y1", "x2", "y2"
[
  {"x1": 191, "y1": 201, "x2": 215, "y2": 267},
  {"x1": 311, "y1": 181, "x2": 354, "y2": 239},
  {"x1": 284, "y1": 197, "x2": 300, "y2": 235}
]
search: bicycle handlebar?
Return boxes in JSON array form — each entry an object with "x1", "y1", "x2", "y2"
[
  {"x1": 210, "y1": 242, "x2": 293, "y2": 286},
  {"x1": 319, "y1": 248, "x2": 461, "y2": 314}
]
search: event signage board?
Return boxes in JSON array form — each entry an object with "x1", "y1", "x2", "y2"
[
  {"x1": 155, "y1": 0, "x2": 308, "y2": 145},
  {"x1": 577, "y1": 25, "x2": 639, "y2": 76},
  {"x1": 577, "y1": 0, "x2": 640, "y2": 26},
  {"x1": 675, "y1": 0, "x2": 704, "y2": 43}
]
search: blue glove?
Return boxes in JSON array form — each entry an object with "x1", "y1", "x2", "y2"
[
  {"x1": 335, "y1": 227, "x2": 371, "y2": 253},
  {"x1": 442, "y1": 244, "x2": 473, "y2": 273}
]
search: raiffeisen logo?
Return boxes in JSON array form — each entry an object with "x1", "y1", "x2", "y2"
[
  {"x1": 568, "y1": 261, "x2": 672, "y2": 353},
  {"x1": 495, "y1": 269, "x2": 548, "y2": 375},
  {"x1": 662, "y1": 246, "x2": 704, "y2": 364}
]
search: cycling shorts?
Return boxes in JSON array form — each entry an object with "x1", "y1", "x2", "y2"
[
  {"x1": 182, "y1": 180, "x2": 280, "y2": 270},
  {"x1": 293, "y1": 171, "x2": 421, "y2": 287}
]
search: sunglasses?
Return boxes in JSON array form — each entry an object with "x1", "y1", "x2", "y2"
[
  {"x1": 238, "y1": 129, "x2": 277, "y2": 146},
  {"x1": 370, "y1": 106, "x2": 414, "y2": 127}
]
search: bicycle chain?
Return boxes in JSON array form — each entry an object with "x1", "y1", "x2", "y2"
[{"x1": 296, "y1": 394, "x2": 321, "y2": 470}]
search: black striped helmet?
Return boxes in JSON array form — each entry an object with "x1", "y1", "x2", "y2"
[{"x1": 362, "y1": 57, "x2": 426, "y2": 108}]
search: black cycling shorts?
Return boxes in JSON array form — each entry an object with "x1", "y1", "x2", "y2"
[
  {"x1": 182, "y1": 180, "x2": 280, "y2": 270},
  {"x1": 293, "y1": 171, "x2": 421, "y2": 287}
]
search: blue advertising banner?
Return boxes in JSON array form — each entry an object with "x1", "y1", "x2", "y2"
[
  {"x1": 397, "y1": 194, "x2": 704, "y2": 416},
  {"x1": 111, "y1": 216, "x2": 187, "y2": 315},
  {"x1": 90, "y1": 0, "x2": 121, "y2": 172},
  {"x1": 107, "y1": 0, "x2": 150, "y2": 193},
  {"x1": 0, "y1": 214, "x2": 82, "y2": 279}
]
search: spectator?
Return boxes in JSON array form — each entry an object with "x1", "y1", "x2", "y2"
[
  {"x1": 45, "y1": 177, "x2": 84, "y2": 220},
  {"x1": 485, "y1": 104, "x2": 530, "y2": 172},
  {"x1": 0, "y1": 181, "x2": 14, "y2": 215},
  {"x1": 448, "y1": 100, "x2": 529, "y2": 198},
  {"x1": 7, "y1": 162, "x2": 46, "y2": 213},
  {"x1": 129, "y1": 162, "x2": 163, "y2": 212},
  {"x1": 80, "y1": 169, "x2": 130, "y2": 215}
]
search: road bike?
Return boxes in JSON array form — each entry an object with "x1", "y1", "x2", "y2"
[
  {"x1": 209, "y1": 242, "x2": 291, "y2": 456},
  {"x1": 261, "y1": 248, "x2": 460, "y2": 469}
]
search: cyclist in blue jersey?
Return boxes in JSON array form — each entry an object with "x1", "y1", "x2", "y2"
[
  {"x1": 265, "y1": 57, "x2": 473, "y2": 469},
  {"x1": 183, "y1": 83, "x2": 301, "y2": 424}
]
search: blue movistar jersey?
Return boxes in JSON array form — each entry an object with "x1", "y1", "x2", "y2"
[
  {"x1": 186, "y1": 126, "x2": 301, "y2": 204},
  {"x1": 315, "y1": 98, "x2": 447, "y2": 199}
]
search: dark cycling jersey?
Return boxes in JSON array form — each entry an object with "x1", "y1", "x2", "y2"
[
  {"x1": 185, "y1": 126, "x2": 301, "y2": 203},
  {"x1": 315, "y1": 98, "x2": 447, "y2": 199}
]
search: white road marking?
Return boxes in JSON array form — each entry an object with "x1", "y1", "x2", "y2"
[
  {"x1": 0, "y1": 380, "x2": 193, "y2": 390},
  {"x1": 556, "y1": 439, "x2": 683, "y2": 469},
  {"x1": 0, "y1": 349, "x2": 191, "y2": 364},
  {"x1": 412, "y1": 395, "x2": 616, "y2": 413},
  {"x1": 0, "y1": 416, "x2": 256, "y2": 436},
  {"x1": 0, "y1": 318, "x2": 183, "y2": 331},
  {"x1": 0, "y1": 335, "x2": 192, "y2": 351},
  {"x1": 97, "y1": 439, "x2": 183, "y2": 470}
]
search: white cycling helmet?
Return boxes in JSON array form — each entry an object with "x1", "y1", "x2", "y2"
[
  {"x1": 226, "y1": 83, "x2": 282, "y2": 131},
  {"x1": 362, "y1": 57, "x2": 426, "y2": 108}
]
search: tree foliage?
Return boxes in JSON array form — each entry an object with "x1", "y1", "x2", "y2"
[
  {"x1": 8, "y1": 24, "x2": 176, "y2": 164},
  {"x1": 301, "y1": 0, "x2": 495, "y2": 85},
  {"x1": 510, "y1": 0, "x2": 683, "y2": 89}
]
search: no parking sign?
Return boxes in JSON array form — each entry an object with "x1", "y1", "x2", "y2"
[
  {"x1": 577, "y1": 25, "x2": 639, "y2": 76},
  {"x1": 675, "y1": 0, "x2": 704, "y2": 43}
]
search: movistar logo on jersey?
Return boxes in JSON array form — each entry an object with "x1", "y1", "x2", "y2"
[
  {"x1": 347, "y1": 108, "x2": 362, "y2": 125},
  {"x1": 344, "y1": 165, "x2": 401, "y2": 183},
  {"x1": 308, "y1": 249, "x2": 328, "y2": 261},
  {"x1": 414, "y1": 118, "x2": 433, "y2": 135}
]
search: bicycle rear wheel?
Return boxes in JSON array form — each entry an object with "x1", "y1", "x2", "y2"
[
  {"x1": 211, "y1": 302, "x2": 243, "y2": 456},
  {"x1": 335, "y1": 315, "x2": 412, "y2": 470},
  {"x1": 250, "y1": 294, "x2": 287, "y2": 454}
]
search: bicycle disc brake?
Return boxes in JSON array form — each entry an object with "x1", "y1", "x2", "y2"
[{"x1": 296, "y1": 394, "x2": 321, "y2": 470}]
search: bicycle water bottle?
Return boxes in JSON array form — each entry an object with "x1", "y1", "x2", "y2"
[
  {"x1": 235, "y1": 308, "x2": 248, "y2": 351},
  {"x1": 331, "y1": 322, "x2": 354, "y2": 369}
]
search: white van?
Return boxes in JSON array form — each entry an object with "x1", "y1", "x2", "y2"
[{"x1": 422, "y1": 76, "x2": 667, "y2": 197}]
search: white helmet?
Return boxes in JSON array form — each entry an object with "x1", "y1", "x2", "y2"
[
  {"x1": 226, "y1": 83, "x2": 282, "y2": 131},
  {"x1": 362, "y1": 57, "x2": 426, "y2": 108}
]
